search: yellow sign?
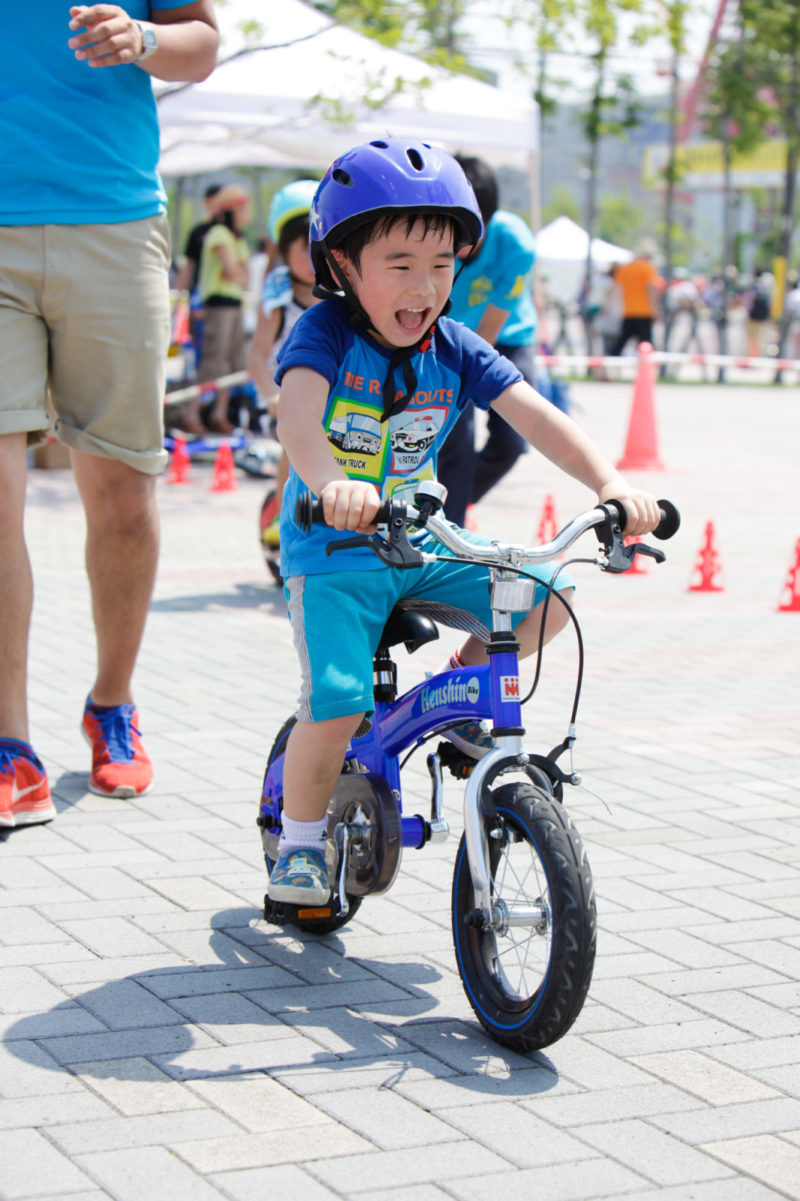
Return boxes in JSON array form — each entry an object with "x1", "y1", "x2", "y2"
[{"x1": 643, "y1": 140, "x2": 789, "y2": 188}]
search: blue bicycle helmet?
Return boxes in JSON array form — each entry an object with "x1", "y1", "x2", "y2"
[
  {"x1": 310, "y1": 138, "x2": 483, "y2": 293},
  {"x1": 267, "y1": 179, "x2": 319, "y2": 244}
]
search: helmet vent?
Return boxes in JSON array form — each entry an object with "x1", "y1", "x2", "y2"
[
  {"x1": 406, "y1": 147, "x2": 424, "y2": 171},
  {"x1": 370, "y1": 140, "x2": 389, "y2": 149},
  {"x1": 332, "y1": 168, "x2": 354, "y2": 187}
]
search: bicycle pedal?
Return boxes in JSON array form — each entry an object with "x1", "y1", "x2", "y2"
[
  {"x1": 263, "y1": 893, "x2": 290, "y2": 926},
  {"x1": 436, "y1": 741, "x2": 476, "y2": 779}
]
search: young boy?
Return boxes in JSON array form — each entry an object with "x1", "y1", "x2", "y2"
[{"x1": 269, "y1": 138, "x2": 662, "y2": 905}]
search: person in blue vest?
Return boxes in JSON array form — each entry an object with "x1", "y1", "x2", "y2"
[
  {"x1": 0, "y1": 4, "x2": 218, "y2": 828},
  {"x1": 437, "y1": 155, "x2": 539, "y2": 526}
]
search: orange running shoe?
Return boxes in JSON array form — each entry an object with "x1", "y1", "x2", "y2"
[
  {"x1": 0, "y1": 740, "x2": 56, "y2": 827},
  {"x1": 81, "y1": 699, "x2": 153, "y2": 798}
]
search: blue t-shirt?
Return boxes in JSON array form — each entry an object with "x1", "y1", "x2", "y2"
[
  {"x1": 275, "y1": 301, "x2": 522, "y2": 577},
  {"x1": 1, "y1": 2, "x2": 188, "y2": 224},
  {"x1": 449, "y1": 210, "x2": 538, "y2": 347}
]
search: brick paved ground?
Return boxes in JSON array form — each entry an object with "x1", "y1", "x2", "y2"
[{"x1": 1, "y1": 380, "x2": 799, "y2": 1201}]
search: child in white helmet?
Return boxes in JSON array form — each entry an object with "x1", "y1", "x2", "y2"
[{"x1": 248, "y1": 180, "x2": 320, "y2": 576}]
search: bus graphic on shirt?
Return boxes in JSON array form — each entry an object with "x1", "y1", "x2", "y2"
[{"x1": 327, "y1": 412, "x2": 382, "y2": 455}]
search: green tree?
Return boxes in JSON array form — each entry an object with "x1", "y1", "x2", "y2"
[
  {"x1": 542, "y1": 184, "x2": 582, "y2": 225},
  {"x1": 573, "y1": 0, "x2": 642, "y2": 338},
  {"x1": 706, "y1": 0, "x2": 799, "y2": 356}
]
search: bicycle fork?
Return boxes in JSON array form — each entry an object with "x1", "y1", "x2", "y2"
[{"x1": 462, "y1": 574, "x2": 549, "y2": 933}]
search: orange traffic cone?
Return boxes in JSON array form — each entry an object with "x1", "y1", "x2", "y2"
[
  {"x1": 777, "y1": 539, "x2": 800, "y2": 612},
  {"x1": 616, "y1": 342, "x2": 665, "y2": 471},
  {"x1": 624, "y1": 536, "x2": 649, "y2": 574},
  {"x1": 688, "y1": 521, "x2": 724, "y2": 592},
  {"x1": 172, "y1": 300, "x2": 190, "y2": 346},
  {"x1": 536, "y1": 493, "x2": 559, "y2": 543},
  {"x1": 167, "y1": 435, "x2": 191, "y2": 485},
  {"x1": 210, "y1": 442, "x2": 238, "y2": 493}
]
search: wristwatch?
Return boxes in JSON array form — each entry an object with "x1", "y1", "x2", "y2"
[{"x1": 134, "y1": 20, "x2": 158, "y2": 61}]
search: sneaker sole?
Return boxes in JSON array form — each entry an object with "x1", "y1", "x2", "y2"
[
  {"x1": 267, "y1": 881, "x2": 331, "y2": 906},
  {"x1": 87, "y1": 778, "x2": 153, "y2": 799},
  {"x1": 13, "y1": 803, "x2": 57, "y2": 826}
]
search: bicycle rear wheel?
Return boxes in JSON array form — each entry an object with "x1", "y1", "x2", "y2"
[{"x1": 451, "y1": 781, "x2": 595, "y2": 1052}]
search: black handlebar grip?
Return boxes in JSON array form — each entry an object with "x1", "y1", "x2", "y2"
[
  {"x1": 653, "y1": 499, "x2": 681, "y2": 541},
  {"x1": 604, "y1": 498, "x2": 680, "y2": 541},
  {"x1": 295, "y1": 492, "x2": 395, "y2": 532}
]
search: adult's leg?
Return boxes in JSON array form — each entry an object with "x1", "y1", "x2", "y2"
[
  {"x1": 437, "y1": 406, "x2": 476, "y2": 526},
  {"x1": 70, "y1": 452, "x2": 159, "y2": 708},
  {"x1": 610, "y1": 319, "x2": 632, "y2": 357},
  {"x1": 0, "y1": 434, "x2": 35, "y2": 742}
]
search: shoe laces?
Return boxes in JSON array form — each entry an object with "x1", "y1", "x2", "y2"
[
  {"x1": 0, "y1": 743, "x2": 40, "y2": 779},
  {"x1": 90, "y1": 706, "x2": 140, "y2": 762}
]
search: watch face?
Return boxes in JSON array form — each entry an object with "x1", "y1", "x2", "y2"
[{"x1": 144, "y1": 29, "x2": 157, "y2": 50}]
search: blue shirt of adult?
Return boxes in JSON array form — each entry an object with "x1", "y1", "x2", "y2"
[
  {"x1": 449, "y1": 210, "x2": 538, "y2": 347},
  {"x1": 1, "y1": 1, "x2": 187, "y2": 225}
]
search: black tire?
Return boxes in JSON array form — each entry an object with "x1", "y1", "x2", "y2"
[
  {"x1": 451, "y1": 781, "x2": 596, "y2": 1052},
  {"x1": 260, "y1": 716, "x2": 361, "y2": 934},
  {"x1": 259, "y1": 488, "x2": 282, "y2": 584}
]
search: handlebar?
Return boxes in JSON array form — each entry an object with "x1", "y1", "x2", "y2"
[{"x1": 295, "y1": 491, "x2": 680, "y2": 574}]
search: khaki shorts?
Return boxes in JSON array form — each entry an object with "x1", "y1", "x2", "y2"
[{"x1": 0, "y1": 216, "x2": 171, "y2": 474}]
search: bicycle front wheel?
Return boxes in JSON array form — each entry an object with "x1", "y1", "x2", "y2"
[{"x1": 451, "y1": 781, "x2": 596, "y2": 1052}]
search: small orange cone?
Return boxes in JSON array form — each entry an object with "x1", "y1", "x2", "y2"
[
  {"x1": 172, "y1": 300, "x2": 190, "y2": 346},
  {"x1": 210, "y1": 442, "x2": 238, "y2": 493},
  {"x1": 777, "y1": 539, "x2": 800, "y2": 612},
  {"x1": 624, "y1": 536, "x2": 649, "y2": 574},
  {"x1": 616, "y1": 342, "x2": 665, "y2": 471},
  {"x1": 167, "y1": 436, "x2": 191, "y2": 485},
  {"x1": 688, "y1": 521, "x2": 724, "y2": 592},
  {"x1": 536, "y1": 493, "x2": 559, "y2": 543}
]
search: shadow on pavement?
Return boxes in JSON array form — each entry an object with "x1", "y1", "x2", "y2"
[
  {"x1": 4, "y1": 907, "x2": 558, "y2": 1092},
  {"x1": 150, "y1": 582, "x2": 284, "y2": 614}
]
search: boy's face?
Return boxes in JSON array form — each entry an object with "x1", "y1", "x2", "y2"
[{"x1": 333, "y1": 218, "x2": 455, "y2": 348}]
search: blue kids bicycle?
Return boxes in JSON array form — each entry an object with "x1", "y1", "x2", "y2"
[{"x1": 258, "y1": 483, "x2": 679, "y2": 1051}]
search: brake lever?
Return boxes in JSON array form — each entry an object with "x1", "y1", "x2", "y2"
[
  {"x1": 595, "y1": 503, "x2": 665, "y2": 573},
  {"x1": 325, "y1": 510, "x2": 425, "y2": 569}
]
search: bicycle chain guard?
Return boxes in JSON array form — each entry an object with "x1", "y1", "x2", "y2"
[{"x1": 327, "y1": 771, "x2": 403, "y2": 896}]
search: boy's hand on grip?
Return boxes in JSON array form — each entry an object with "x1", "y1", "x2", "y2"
[
  {"x1": 320, "y1": 481, "x2": 382, "y2": 533},
  {"x1": 597, "y1": 481, "x2": 662, "y2": 538}
]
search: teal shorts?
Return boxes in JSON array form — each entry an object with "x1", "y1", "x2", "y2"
[{"x1": 285, "y1": 528, "x2": 575, "y2": 723}]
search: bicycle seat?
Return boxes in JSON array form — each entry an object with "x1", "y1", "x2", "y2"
[{"x1": 378, "y1": 605, "x2": 439, "y2": 654}]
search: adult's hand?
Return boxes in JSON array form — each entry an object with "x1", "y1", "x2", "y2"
[{"x1": 68, "y1": 5, "x2": 144, "y2": 68}]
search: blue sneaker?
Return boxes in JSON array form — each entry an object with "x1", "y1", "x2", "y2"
[
  {"x1": 268, "y1": 846, "x2": 330, "y2": 905},
  {"x1": 444, "y1": 720, "x2": 496, "y2": 761}
]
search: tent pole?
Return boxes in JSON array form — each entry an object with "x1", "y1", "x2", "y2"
[{"x1": 527, "y1": 149, "x2": 540, "y2": 233}]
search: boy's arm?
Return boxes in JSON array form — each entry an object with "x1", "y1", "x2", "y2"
[
  {"x1": 68, "y1": 3, "x2": 218, "y2": 82},
  {"x1": 277, "y1": 368, "x2": 381, "y2": 532},
  {"x1": 491, "y1": 381, "x2": 662, "y2": 536}
]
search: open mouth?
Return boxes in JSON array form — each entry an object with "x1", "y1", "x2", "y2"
[{"x1": 395, "y1": 307, "x2": 429, "y2": 334}]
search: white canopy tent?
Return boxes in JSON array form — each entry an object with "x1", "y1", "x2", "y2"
[
  {"x1": 157, "y1": 0, "x2": 539, "y2": 182},
  {"x1": 534, "y1": 216, "x2": 632, "y2": 305}
]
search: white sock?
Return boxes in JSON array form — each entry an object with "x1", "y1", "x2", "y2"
[
  {"x1": 279, "y1": 815, "x2": 328, "y2": 854},
  {"x1": 440, "y1": 648, "x2": 463, "y2": 673}
]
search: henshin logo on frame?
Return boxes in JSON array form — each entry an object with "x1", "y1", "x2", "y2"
[{"x1": 421, "y1": 676, "x2": 480, "y2": 713}]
